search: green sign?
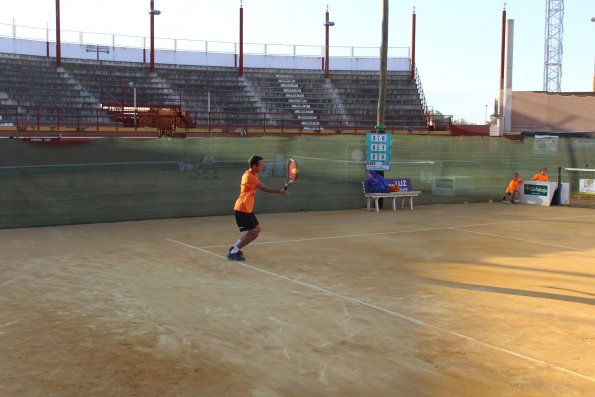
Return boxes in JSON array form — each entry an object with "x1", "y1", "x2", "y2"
[
  {"x1": 524, "y1": 183, "x2": 548, "y2": 196},
  {"x1": 366, "y1": 132, "x2": 392, "y2": 171}
]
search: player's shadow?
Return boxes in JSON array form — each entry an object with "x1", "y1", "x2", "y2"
[
  {"x1": 465, "y1": 261, "x2": 595, "y2": 280},
  {"x1": 538, "y1": 285, "x2": 595, "y2": 298},
  {"x1": 417, "y1": 277, "x2": 595, "y2": 306}
]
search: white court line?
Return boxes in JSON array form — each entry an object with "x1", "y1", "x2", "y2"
[
  {"x1": 166, "y1": 237, "x2": 595, "y2": 384},
  {"x1": 201, "y1": 214, "x2": 593, "y2": 250},
  {"x1": 199, "y1": 225, "x2": 454, "y2": 249},
  {"x1": 449, "y1": 228, "x2": 584, "y2": 251}
]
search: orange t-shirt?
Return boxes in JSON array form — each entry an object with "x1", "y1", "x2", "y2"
[
  {"x1": 506, "y1": 178, "x2": 523, "y2": 193},
  {"x1": 532, "y1": 173, "x2": 548, "y2": 182},
  {"x1": 234, "y1": 169, "x2": 259, "y2": 213}
]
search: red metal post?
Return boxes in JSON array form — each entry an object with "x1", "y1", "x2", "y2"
[
  {"x1": 150, "y1": 0, "x2": 155, "y2": 73},
  {"x1": 55, "y1": 0, "x2": 61, "y2": 67},
  {"x1": 239, "y1": 4, "x2": 244, "y2": 76},
  {"x1": 324, "y1": 7, "x2": 330, "y2": 78},
  {"x1": 496, "y1": 4, "x2": 507, "y2": 128},
  {"x1": 411, "y1": 7, "x2": 416, "y2": 80},
  {"x1": 499, "y1": 5, "x2": 506, "y2": 92},
  {"x1": 46, "y1": 24, "x2": 50, "y2": 57}
]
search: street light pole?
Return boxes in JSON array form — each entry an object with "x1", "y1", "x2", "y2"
[
  {"x1": 323, "y1": 6, "x2": 335, "y2": 79},
  {"x1": 411, "y1": 7, "x2": 416, "y2": 81},
  {"x1": 149, "y1": 1, "x2": 161, "y2": 73},
  {"x1": 239, "y1": 2, "x2": 244, "y2": 77},
  {"x1": 150, "y1": 1, "x2": 155, "y2": 72}
]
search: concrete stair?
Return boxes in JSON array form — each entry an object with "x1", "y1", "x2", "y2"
[{"x1": 0, "y1": 53, "x2": 427, "y2": 130}]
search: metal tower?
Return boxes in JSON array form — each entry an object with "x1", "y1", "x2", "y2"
[{"x1": 543, "y1": 0, "x2": 564, "y2": 92}]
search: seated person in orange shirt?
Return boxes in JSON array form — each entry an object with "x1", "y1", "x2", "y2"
[
  {"x1": 503, "y1": 172, "x2": 523, "y2": 204},
  {"x1": 531, "y1": 167, "x2": 549, "y2": 182}
]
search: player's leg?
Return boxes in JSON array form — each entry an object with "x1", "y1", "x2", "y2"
[
  {"x1": 510, "y1": 190, "x2": 517, "y2": 204},
  {"x1": 502, "y1": 191, "x2": 511, "y2": 203},
  {"x1": 237, "y1": 225, "x2": 261, "y2": 249},
  {"x1": 229, "y1": 212, "x2": 259, "y2": 260},
  {"x1": 230, "y1": 226, "x2": 260, "y2": 253}
]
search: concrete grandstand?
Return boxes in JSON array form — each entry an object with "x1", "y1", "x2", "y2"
[{"x1": 0, "y1": 25, "x2": 430, "y2": 138}]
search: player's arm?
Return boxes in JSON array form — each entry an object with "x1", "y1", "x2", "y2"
[{"x1": 257, "y1": 182, "x2": 288, "y2": 195}]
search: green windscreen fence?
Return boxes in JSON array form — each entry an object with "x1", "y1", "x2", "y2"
[
  {"x1": 1, "y1": 134, "x2": 593, "y2": 228},
  {"x1": 565, "y1": 168, "x2": 595, "y2": 208}
]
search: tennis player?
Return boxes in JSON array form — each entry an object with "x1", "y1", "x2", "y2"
[{"x1": 228, "y1": 155, "x2": 288, "y2": 261}]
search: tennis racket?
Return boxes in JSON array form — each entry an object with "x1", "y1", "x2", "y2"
[{"x1": 283, "y1": 158, "x2": 299, "y2": 190}]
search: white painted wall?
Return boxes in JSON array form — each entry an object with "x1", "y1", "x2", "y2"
[{"x1": 0, "y1": 36, "x2": 410, "y2": 72}]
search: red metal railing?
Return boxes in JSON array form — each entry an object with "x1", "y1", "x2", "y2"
[{"x1": 0, "y1": 104, "x2": 428, "y2": 135}]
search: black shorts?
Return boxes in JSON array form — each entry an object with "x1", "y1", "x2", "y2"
[{"x1": 235, "y1": 211, "x2": 259, "y2": 232}]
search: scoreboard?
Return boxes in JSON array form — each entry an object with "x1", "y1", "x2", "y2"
[{"x1": 365, "y1": 132, "x2": 392, "y2": 171}]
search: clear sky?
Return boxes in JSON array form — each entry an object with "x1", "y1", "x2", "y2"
[{"x1": 2, "y1": 0, "x2": 594, "y2": 124}]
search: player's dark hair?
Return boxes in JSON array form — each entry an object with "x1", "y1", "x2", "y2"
[{"x1": 249, "y1": 155, "x2": 263, "y2": 168}]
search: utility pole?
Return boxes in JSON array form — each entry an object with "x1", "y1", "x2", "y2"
[{"x1": 377, "y1": 0, "x2": 388, "y2": 128}]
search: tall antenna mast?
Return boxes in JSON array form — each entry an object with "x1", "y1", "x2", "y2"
[{"x1": 543, "y1": 0, "x2": 564, "y2": 92}]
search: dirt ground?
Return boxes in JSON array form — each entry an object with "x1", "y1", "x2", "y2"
[{"x1": 1, "y1": 203, "x2": 594, "y2": 397}]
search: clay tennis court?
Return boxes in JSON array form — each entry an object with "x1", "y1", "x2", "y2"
[{"x1": 1, "y1": 203, "x2": 594, "y2": 396}]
